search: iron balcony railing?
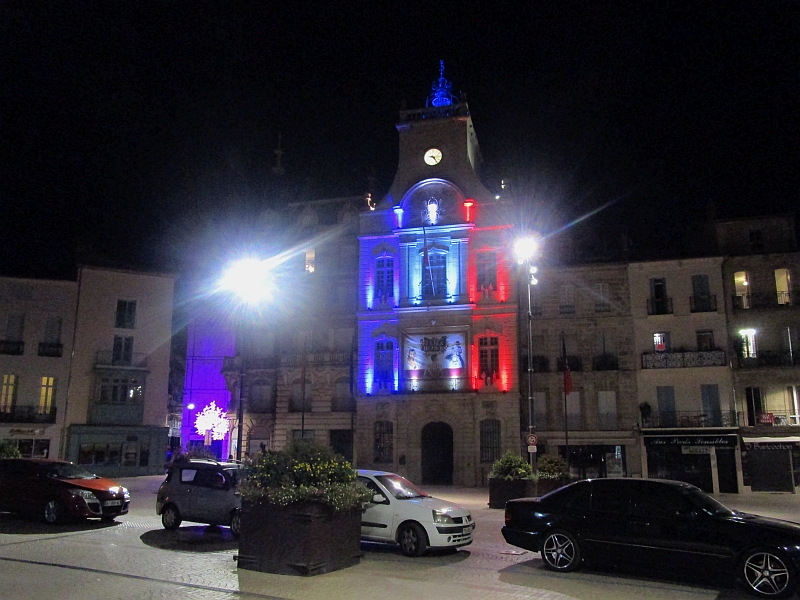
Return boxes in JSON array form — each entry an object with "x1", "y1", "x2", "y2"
[
  {"x1": 734, "y1": 291, "x2": 799, "y2": 309},
  {"x1": 642, "y1": 410, "x2": 737, "y2": 429},
  {"x1": 739, "y1": 410, "x2": 800, "y2": 427},
  {"x1": 647, "y1": 297, "x2": 673, "y2": 315},
  {"x1": 0, "y1": 406, "x2": 57, "y2": 424},
  {"x1": 95, "y1": 351, "x2": 148, "y2": 368},
  {"x1": 398, "y1": 377, "x2": 474, "y2": 393},
  {"x1": 593, "y1": 354, "x2": 619, "y2": 371},
  {"x1": 0, "y1": 340, "x2": 24, "y2": 355},
  {"x1": 38, "y1": 342, "x2": 63, "y2": 357},
  {"x1": 737, "y1": 351, "x2": 800, "y2": 368},
  {"x1": 690, "y1": 295, "x2": 717, "y2": 313},
  {"x1": 642, "y1": 350, "x2": 726, "y2": 369}
]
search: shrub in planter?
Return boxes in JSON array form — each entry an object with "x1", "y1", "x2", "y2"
[
  {"x1": 0, "y1": 440, "x2": 21, "y2": 459},
  {"x1": 533, "y1": 454, "x2": 573, "y2": 496},
  {"x1": 236, "y1": 440, "x2": 372, "y2": 576},
  {"x1": 487, "y1": 451, "x2": 535, "y2": 508}
]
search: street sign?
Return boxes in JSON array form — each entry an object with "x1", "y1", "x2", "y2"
[
  {"x1": 528, "y1": 445, "x2": 537, "y2": 453},
  {"x1": 525, "y1": 433, "x2": 538, "y2": 446}
]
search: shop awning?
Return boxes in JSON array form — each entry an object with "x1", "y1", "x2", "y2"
[{"x1": 742, "y1": 436, "x2": 800, "y2": 443}]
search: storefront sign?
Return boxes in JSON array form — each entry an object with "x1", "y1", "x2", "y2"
[
  {"x1": 8, "y1": 428, "x2": 44, "y2": 437},
  {"x1": 644, "y1": 435, "x2": 737, "y2": 448}
]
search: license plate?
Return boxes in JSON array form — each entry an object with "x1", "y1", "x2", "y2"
[{"x1": 104, "y1": 500, "x2": 122, "y2": 507}]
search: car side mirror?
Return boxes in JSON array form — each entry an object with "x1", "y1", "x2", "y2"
[{"x1": 372, "y1": 494, "x2": 388, "y2": 505}]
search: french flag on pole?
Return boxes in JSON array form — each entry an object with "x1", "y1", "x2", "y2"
[{"x1": 562, "y1": 334, "x2": 573, "y2": 395}]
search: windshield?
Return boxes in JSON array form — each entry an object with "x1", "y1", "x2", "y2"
[
  {"x1": 43, "y1": 463, "x2": 99, "y2": 480},
  {"x1": 375, "y1": 474, "x2": 428, "y2": 500},
  {"x1": 683, "y1": 487, "x2": 734, "y2": 517}
]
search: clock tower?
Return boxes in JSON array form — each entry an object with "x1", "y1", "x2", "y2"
[{"x1": 355, "y1": 62, "x2": 520, "y2": 487}]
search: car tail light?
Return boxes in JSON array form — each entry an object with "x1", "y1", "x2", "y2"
[{"x1": 505, "y1": 509, "x2": 512, "y2": 525}]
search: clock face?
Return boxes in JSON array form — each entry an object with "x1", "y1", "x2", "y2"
[{"x1": 424, "y1": 148, "x2": 443, "y2": 166}]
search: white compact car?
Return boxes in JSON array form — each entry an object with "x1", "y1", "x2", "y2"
[{"x1": 357, "y1": 469, "x2": 475, "y2": 556}]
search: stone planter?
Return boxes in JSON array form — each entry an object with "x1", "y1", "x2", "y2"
[
  {"x1": 535, "y1": 477, "x2": 572, "y2": 497},
  {"x1": 488, "y1": 478, "x2": 537, "y2": 508},
  {"x1": 237, "y1": 501, "x2": 363, "y2": 576}
]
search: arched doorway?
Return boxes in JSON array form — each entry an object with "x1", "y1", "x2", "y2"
[{"x1": 421, "y1": 421, "x2": 453, "y2": 485}]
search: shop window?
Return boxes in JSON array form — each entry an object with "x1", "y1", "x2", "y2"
[
  {"x1": 78, "y1": 443, "x2": 122, "y2": 465},
  {"x1": 374, "y1": 421, "x2": 393, "y2": 463},
  {"x1": 479, "y1": 419, "x2": 501, "y2": 463}
]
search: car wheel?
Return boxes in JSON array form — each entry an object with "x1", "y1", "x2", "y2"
[
  {"x1": 161, "y1": 504, "x2": 182, "y2": 530},
  {"x1": 398, "y1": 522, "x2": 428, "y2": 557},
  {"x1": 43, "y1": 499, "x2": 65, "y2": 525},
  {"x1": 541, "y1": 530, "x2": 582, "y2": 572},
  {"x1": 741, "y1": 548, "x2": 796, "y2": 599},
  {"x1": 229, "y1": 510, "x2": 242, "y2": 537}
]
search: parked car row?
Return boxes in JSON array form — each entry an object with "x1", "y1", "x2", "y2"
[{"x1": 6, "y1": 457, "x2": 800, "y2": 598}]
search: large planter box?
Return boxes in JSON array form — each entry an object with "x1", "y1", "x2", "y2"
[
  {"x1": 237, "y1": 501, "x2": 363, "y2": 575},
  {"x1": 535, "y1": 477, "x2": 572, "y2": 497},
  {"x1": 488, "y1": 478, "x2": 537, "y2": 508}
]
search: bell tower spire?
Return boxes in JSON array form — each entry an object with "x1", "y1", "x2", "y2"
[{"x1": 426, "y1": 60, "x2": 458, "y2": 108}]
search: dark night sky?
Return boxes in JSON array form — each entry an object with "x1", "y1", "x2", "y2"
[{"x1": 2, "y1": 2, "x2": 798, "y2": 280}]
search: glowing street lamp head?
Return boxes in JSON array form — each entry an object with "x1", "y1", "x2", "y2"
[
  {"x1": 220, "y1": 258, "x2": 274, "y2": 305},
  {"x1": 514, "y1": 236, "x2": 540, "y2": 264}
]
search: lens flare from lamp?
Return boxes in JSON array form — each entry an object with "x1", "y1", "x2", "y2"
[
  {"x1": 514, "y1": 237, "x2": 539, "y2": 264},
  {"x1": 220, "y1": 258, "x2": 274, "y2": 305}
]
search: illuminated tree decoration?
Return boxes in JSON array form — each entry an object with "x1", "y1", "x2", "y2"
[{"x1": 194, "y1": 401, "x2": 228, "y2": 441}]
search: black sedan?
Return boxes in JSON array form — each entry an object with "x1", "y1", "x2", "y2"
[{"x1": 502, "y1": 478, "x2": 800, "y2": 599}]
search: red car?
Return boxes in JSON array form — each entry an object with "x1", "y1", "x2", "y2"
[{"x1": 0, "y1": 458, "x2": 130, "y2": 524}]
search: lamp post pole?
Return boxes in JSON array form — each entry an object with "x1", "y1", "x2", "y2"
[{"x1": 236, "y1": 358, "x2": 245, "y2": 461}]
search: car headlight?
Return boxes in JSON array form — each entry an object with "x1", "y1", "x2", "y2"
[
  {"x1": 432, "y1": 510, "x2": 455, "y2": 525},
  {"x1": 121, "y1": 487, "x2": 130, "y2": 499},
  {"x1": 70, "y1": 489, "x2": 98, "y2": 501}
]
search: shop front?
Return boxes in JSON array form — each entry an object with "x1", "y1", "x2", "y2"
[
  {"x1": 741, "y1": 436, "x2": 800, "y2": 493},
  {"x1": 643, "y1": 433, "x2": 740, "y2": 494}
]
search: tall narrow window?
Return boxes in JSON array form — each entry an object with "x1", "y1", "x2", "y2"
[
  {"x1": 653, "y1": 332, "x2": 671, "y2": 353},
  {"x1": 5, "y1": 314, "x2": 24, "y2": 341},
  {"x1": 696, "y1": 330, "x2": 714, "y2": 351},
  {"x1": 1, "y1": 375, "x2": 17, "y2": 412},
  {"x1": 112, "y1": 336, "x2": 134, "y2": 365},
  {"x1": 422, "y1": 253, "x2": 447, "y2": 299},
  {"x1": 701, "y1": 384, "x2": 722, "y2": 426},
  {"x1": 479, "y1": 336, "x2": 499, "y2": 385},
  {"x1": 775, "y1": 268, "x2": 792, "y2": 305},
  {"x1": 566, "y1": 391, "x2": 581, "y2": 429},
  {"x1": 480, "y1": 419, "x2": 501, "y2": 463},
  {"x1": 593, "y1": 282, "x2": 610, "y2": 312},
  {"x1": 690, "y1": 274, "x2": 713, "y2": 312},
  {"x1": 559, "y1": 284, "x2": 576, "y2": 314},
  {"x1": 648, "y1": 278, "x2": 670, "y2": 314},
  {"x1": 657, "y1": 386, "x2": 676, "y2": 427},
  {"x1": 115, "y1": 300, "x2": 137, "y2": 328},
  {"x1": 734, "y1": 271, "x2": 750, "y2": 309},
  {"x1": 375, "y1": 257, "x2": 394, "y2": 303},
  {"x1": 374, "y1": 421, "x2": 393, "y2": 463},
  {"x1": 598, "y1": 391, "x2": 617, "y2": 430},
  {"x1": 745, "y1": 386, "x2": 763, "y2": 426},
  {"x1": 44, "y1": 317, "x2": 62, "y2": 343},
  {"x1": 477, "y1": 252, "x2": 497, "y2": 294},
  {"x1": 740, "y1": 329, "x2": 757, "y2": 358},
  {"x1": 305, "y1": 249, "x2": 316, "y2": 273},
  {"x1": 39, "y1": 377, "x2": 56, "y2": 414},
  {"x1": 375, "y1": 340, "x2": 394, "y2": 390}
]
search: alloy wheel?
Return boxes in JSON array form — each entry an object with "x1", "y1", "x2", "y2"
[
  {"x1": 542, "y1": 532, "x2": 578, "y2": 571},
  {"x1": 743, "y1": 551, "x2": 792, "y2": 597}
]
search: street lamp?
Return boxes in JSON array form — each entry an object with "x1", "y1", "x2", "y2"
[
  {"x1": 514, "y1": 236, "x2": 540, "y2": 476},
  {"x1": 220, "y1": 258, "x2": 275, "y2": 461}
]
